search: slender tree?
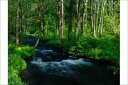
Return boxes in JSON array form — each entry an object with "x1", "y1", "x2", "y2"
[
  {"x1": 93, "y1": 0, "x2": 97, "y2": 37},
  {"x1": 25, "y1": 0, "x2": 29, "y2": 34},
  {"x1": 90, "y1": 0, "x2": 96, "y2": 37},
  {"x1": 19, "y1": 0, "x2": 24, "y2": 44},
  {"x1": 75, "y1": 0, "x2": 81, "y2": 38},
  {"x1": 39, "y1": 0, "x2": 44, "y2": 34},
  {"x1": 68, "y1": 0, "x2": 73, "y2": 40},
  {"x1": 57, "y1": 0, "x2": 64, "y2": 43},
  {"x1": 16, "y1": 0, "x2": 20, "y2": 46},
  {"x1": 96, "y1": 0, "x2": 100, "y2": 33},
  {"x1": 35, "y1": 0, "x2": 44, "y2": 48},
  {"x1": 99, "y1": 0, "x2": 107, "y2": 36},
  {"x1": 81, "y1": 0, "x2": 88, "y2": 35},
  {"x1": 90, "y1": 0, "x2": 93, "y2": 33}
]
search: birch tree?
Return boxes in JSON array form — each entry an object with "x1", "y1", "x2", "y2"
[
  {"x1": 93, "y1": 0, "x2": 97, "y2": 37},
  {"x1": 99, "y1": 0, "x2": 107, "y2": 36},
  {"x1": 35, "y1": 0, "x2": 44, "y2": 47},
  {"x1": 57, "y1": 0, "x2": 64, "y2": 43},
  {"x1": 16, "y1": 0, "x2": 20, "y2": 46},
  {"x1": 81, "y1": 0, "x2": 88, "y2": 35},
  {"x1": 75, "y1": 0, "x2": 81, "y2": 38}
]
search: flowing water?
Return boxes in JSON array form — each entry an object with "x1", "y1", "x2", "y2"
[{"x1": 21, "y1": 38, "x2": 119, "y2": 85}]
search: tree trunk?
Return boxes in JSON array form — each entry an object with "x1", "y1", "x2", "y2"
[
  {"x1": 99, "y1": 0, "x2": 107, "y2": 36},
  {"x1": 81, "y1": 0, "x2": 88, "y2": 35},
  {"x1": 25, "y1": 0, "x2": 28, "y2": 34},
  {"x1": 111, "y1": 0, "x2": 115, "y2": 33},
  {"x1": 19, "y1": 2, "x2": 23, "y2": 44},
  {"x1": 61, "y1": 0, "x2": 64, "y2": 38},
  {"x1": 96, "y1": 0, "x2": 100, "y2": 33},
  {"x1": 34, "y1": 0, "x2": 44, "y2": 48},
  {"x1": 68, "y1": 0, "x2": 73, "y2": 40},
  {"x1": 16, "y1": 0, "x2": 20, "y2": 47},
  {"x1": 93, "y1": 0, "x2": 97, "y2": 37},
  {"x1": 56, "y1": 0, "x2": 59, "y2": 35},
  {"x1": 90, "y1": 0, "x2": 93, "y2": 33},
  {"x1": 75, "y1": 0, "x2": 81, "y2": 39},
  {"x1": 91, "y1": 0, "x2": 96, "y2": 37},
  {"x1": 34, "y1": 38, "x2": 40, "y2": 48},
  {"x1": 39, "y1": 0, "x2": 44, "y2": 35},
  {"x1": 57, "y1": 0, "x2": 64, "y2": 43}
]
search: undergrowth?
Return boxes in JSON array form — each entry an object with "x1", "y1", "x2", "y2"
[{"x1": 8, "y1": 44, "x2": 34, "y2": 85}]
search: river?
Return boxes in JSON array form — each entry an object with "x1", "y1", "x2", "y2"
[{"x1": 21, "y1": 37, "x2": 119, "y2": 85}]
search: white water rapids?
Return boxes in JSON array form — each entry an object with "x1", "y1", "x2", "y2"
[{"x1": 31, "y1": 49, "x2": 93, "y2": 78}]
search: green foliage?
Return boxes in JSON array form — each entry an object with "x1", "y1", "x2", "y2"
[
  {"x1": 8, "y1": 44, "x2": 34, "y2": 85},
  {"x1": 16, "y1": 46, "x2": 34, "y2": 59},
  {"x1": 8, "y1": 44, "x2": 16, "y2": 54},
  {"x1": 61, "y1": 39, "x2": 73, "y2": 52},
  {"x1": 47, "y1": 39, "x2": 60, "y2": 46},
  {"x1": 9, "y1": 54, "x2": 26, "y2": 71},
  {"x1": 9, "y1": 44, "x2": 34, "y2": 59},
  {"x1": 9, "y1": 54, "x2": 26, "y2": 85},
  {"x1": 68, "y1": 34, "x2": 119, "y2": 75},
  {"x1": 109, "y1": 65, "x2": 119, "y2": 75},
  {"x1": 40, "y1": 36, "x2": 55, "y2": 41},
  {"x1": 9, "y1": 77, "x2": 26, "y2": 85},
  {"x1": 86, "y1": 48, "x2": 102, "y2": 60}
]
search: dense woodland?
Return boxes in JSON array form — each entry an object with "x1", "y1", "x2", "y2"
[{"x1": 9, "y1": 0, "x2": 119, "y2": 85}]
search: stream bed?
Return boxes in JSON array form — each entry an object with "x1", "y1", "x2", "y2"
[{"x1": 21, "y1": 38, "x2": 119, "y2": 85}]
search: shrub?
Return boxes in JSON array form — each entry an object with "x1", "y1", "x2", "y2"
[
  {"x1": 8, "y1": 44, "x2": 16, "y2": 54},
  {"x1": 68, "y1": 35, "x2": 119, "y2": 75},
  {"x1": 16, "y1": 46, "x2": 34, "y2": 59},
  {"x1": 9, "y1": 54, "x2": 26, "y2": 85},
  {"x1": 47, "y1": 39, "x2": 60, "y2": 46},
  {"x1": 8, "y1": 44, "x2": 34, "y2": 85}
]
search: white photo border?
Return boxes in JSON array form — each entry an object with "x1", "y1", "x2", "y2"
[
  {"x1": 120, "y1": 0, "x2": 128, "y2": 85},
  {"x1": 0, "y1": 0, "x2": 8, "y2": 85}
]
